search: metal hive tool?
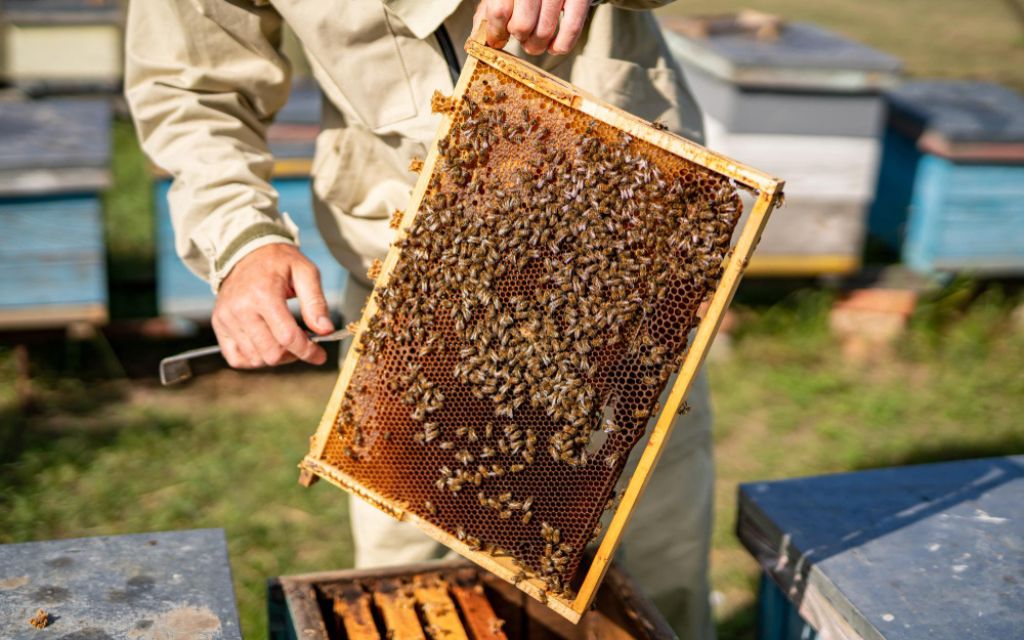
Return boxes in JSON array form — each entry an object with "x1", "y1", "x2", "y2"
[{"x1": 301, "y1": 28, "x2": 785, "y2": 623}]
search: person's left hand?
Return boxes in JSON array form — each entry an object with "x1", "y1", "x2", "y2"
[{"x1": 473, "y1": 0, "x2": 591, "y2": 56}]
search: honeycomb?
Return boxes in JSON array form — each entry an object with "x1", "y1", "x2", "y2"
[{"x1": 319, "y1": 62, "x2": 742, "y2": 600}]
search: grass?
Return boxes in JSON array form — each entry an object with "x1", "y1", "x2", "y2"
[{"x1": 657, "y1": 0, "x2": 1024, "y2": 92}]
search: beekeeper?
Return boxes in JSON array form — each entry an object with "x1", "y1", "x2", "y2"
[{"x1": 126, "y1": 1, "x2": 714, "y2": 636}]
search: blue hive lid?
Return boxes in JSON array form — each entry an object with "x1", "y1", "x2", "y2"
[
  {"x1": 663, "y1": 15, "x2": 902, "y2": 91},
  {"x1": 4, "y1": 0, "x2": 122, "y2": 22},
  {"x1": 0, "y1": 98, "x2": 112, "y2": 172},
  {"x1": 887, "y1": 81, "x2": 1024, "y2": 145}
]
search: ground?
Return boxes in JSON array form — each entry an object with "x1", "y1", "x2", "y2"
[{"x1": 2, "y1": 2, "x2": 1024, "y2": 637}]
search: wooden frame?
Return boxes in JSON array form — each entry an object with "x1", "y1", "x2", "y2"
[{"x1": 300, "y1": 28, "x2": 784, "y2": 623}]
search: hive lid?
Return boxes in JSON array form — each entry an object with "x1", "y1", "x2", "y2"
[
  {"x1": 0, "y1": 529, "x2": 242, "y2": 639},
  {"x1": 0, "y1": 98, "x2": 112, "y2": 195},
  {"x1": 3, "y1": 0, "x2": 122, "y2": 23},
  {"x1": 0, "y1": 99, "x2": 112, "y2": 171},
  {"x1": 662, "y1": 14, "x2": 902, "y2": 91},
  {"x1": 887, "y1": 81, "x2": 1024, "y2": 161}
]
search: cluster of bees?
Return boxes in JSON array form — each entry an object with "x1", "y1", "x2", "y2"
[{"x1": 335, "y1": 70, "x2": 741, "y2": 598}]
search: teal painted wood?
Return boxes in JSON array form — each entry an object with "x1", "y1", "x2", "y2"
[
  {"x1": 903, "y1": 156, "x2": 1024, "y2": 274},
  {"x1": 867, "y1": 125, "x2": 922, "y2": 251},
  {"x1": 155, "y1": 178, "x2": 349, "y2": 319},
  {"x1": 0, "y1": 194, "x2": 107, "y2": 309},
  {"x1": 758, "y1": 575, "x2": 817, "y2": 640}
]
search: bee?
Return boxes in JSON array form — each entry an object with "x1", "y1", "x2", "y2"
[
  {"x1": 521, "y1": 511, "x2": 533, "y2": 525},
  {"x1": 480, "y1": 446, "x2": 496, "y2": 459},
  {"x1": 424, "y1": 500, "x2": 437, "y2": 516},
  {"x1": 439, "y1": 441, "x2": 455, "y2": 451},
  {"x1": 604, "y1": 453, "x2": 619, "y2": 468}
]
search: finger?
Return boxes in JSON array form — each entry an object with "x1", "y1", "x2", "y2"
[
  {"x1": 212, "y1": 314, "x2": 248, "y2": 369},
  {"x1": 214, "y1": 309, "x2": 263, "y2": 368},
  {"x1": 238, "y1": 310, "x2": 292, "y2": 367},
  {"x1": 263, "y1": 294, "x2": 327, "y2": 366},
  {"x1": 292, "y1": 261, "x2": 334, "y2": 335},
  {"x1": 485, "y1": 0, "x2": 515, "y2": 48},
  {"x1": 525, "y1": 0, "x2": 563, "y2": 55},
  {"x1": 507, "y1": 0, "x2": 541, "y2": 44},
  {"x1": 549, "y1": 0, "x2": 588, "y2": 55}
]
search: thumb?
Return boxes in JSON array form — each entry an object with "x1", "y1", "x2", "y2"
[{"x1": 293, "y1": 261, "x2": 333, "y2": 334}]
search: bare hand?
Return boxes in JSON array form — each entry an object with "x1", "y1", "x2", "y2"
[
  {"x1": 212, "y1": 244, "x2": 335, "y2": 369},
  {"x1": 474, "y1": 0, "x2": 590, "y2": 56}
]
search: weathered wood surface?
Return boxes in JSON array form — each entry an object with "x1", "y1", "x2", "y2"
[
  {"x1": 0, "y1": 529, "x2": 242, "y2": 639},
  {"x1": 738, "y1": 456, "x2": 1024, "y2": 640}
]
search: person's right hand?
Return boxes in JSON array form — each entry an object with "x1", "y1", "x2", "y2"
[{"x1": 212, "y1": 243, "x2": 335, "y2": 369}]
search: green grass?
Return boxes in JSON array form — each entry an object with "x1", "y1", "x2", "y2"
[{"x1": 658, "y1": 0, "x2": 1024, "y2": 92}]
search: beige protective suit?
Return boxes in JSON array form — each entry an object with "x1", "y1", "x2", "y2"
[{"x1": 126, "y1": 2, "x2": 714, "y2": 637}]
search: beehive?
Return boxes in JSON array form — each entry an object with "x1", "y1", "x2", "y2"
[
  {"x1": 301, "y1": 31, "x2": 784, "y2": 622},
  {"x1": 270, "y1": 559, "x2": 676, "y2": 640}
]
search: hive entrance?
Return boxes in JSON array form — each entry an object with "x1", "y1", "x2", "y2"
[{"x1": 303, "y1": 33, "x2": 783, "y2": 622}]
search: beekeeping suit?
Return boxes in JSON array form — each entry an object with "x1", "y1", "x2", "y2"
[{"x1": 126, "y1": 1, "x2": 714, "y2": 637}]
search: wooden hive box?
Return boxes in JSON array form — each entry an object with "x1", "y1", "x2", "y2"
[
  {"x1": 0, "y1": 98, "x2": 111, "y2": 330},
  {"x1": 868, "y1": 81, "x2": 1024, "y2": 275},
  {"x1": 300, "y1": 30, "x2": 783, "y2": 622},
  {"x1": 269, "y1": 559, "x2": 676, "y2": 640},
  {"x1": 661, "y1": 14, "x2": 901, "y2": 277},
  {"x1": 1, "y1": 0, "x2": 123, "y2": 93},
  {"x1": 154, "y1": 79, "x2": 350, "y2": 320}
]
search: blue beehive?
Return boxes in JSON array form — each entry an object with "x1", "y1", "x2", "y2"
[
  {"x1": 155, "y1": 80, "x2": 349, "y2": 319},
  {"x1": 869, "y1": 81, "x2": 1024, "y2": 275},
  {"x1": 0, "y1": 98, "x2": 111, "y2": 330}
]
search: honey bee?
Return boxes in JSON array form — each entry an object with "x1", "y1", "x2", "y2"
[{"x1": 424, "y1": 500, "x2": 437, "y2": 516}]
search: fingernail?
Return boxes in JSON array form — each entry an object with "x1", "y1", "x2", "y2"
[{"x1": 317, "y1": 315, "x2": 333, "y2": 331}]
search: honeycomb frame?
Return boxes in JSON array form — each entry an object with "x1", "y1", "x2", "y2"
[{"x1": 300, "y1": 30, "x2": 784, "y2": 623}]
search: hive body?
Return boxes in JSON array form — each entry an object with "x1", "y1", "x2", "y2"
[{"x1": 303, "y1": 35, "x2": 784, "y2": 622}]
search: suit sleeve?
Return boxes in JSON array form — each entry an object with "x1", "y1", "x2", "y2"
[{"x1": 125, "y1": 0, "x2": 298, "y2": 291}]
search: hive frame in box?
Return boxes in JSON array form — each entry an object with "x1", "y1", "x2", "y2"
[{"x1": 300, "y1": 28, "x2": 784, "y2": 623}]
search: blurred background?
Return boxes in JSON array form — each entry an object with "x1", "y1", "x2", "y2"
[{"x1": 0, "y1": 1, "x2": 1022, "y2": 638}]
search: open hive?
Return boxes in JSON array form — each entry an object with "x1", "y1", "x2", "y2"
[
  {"x1": 301, "y1": 32, "x2": 784, "y2": 622},
  {"x1": 271, "y1": 560, "x2": 676, "y2": 640}
]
